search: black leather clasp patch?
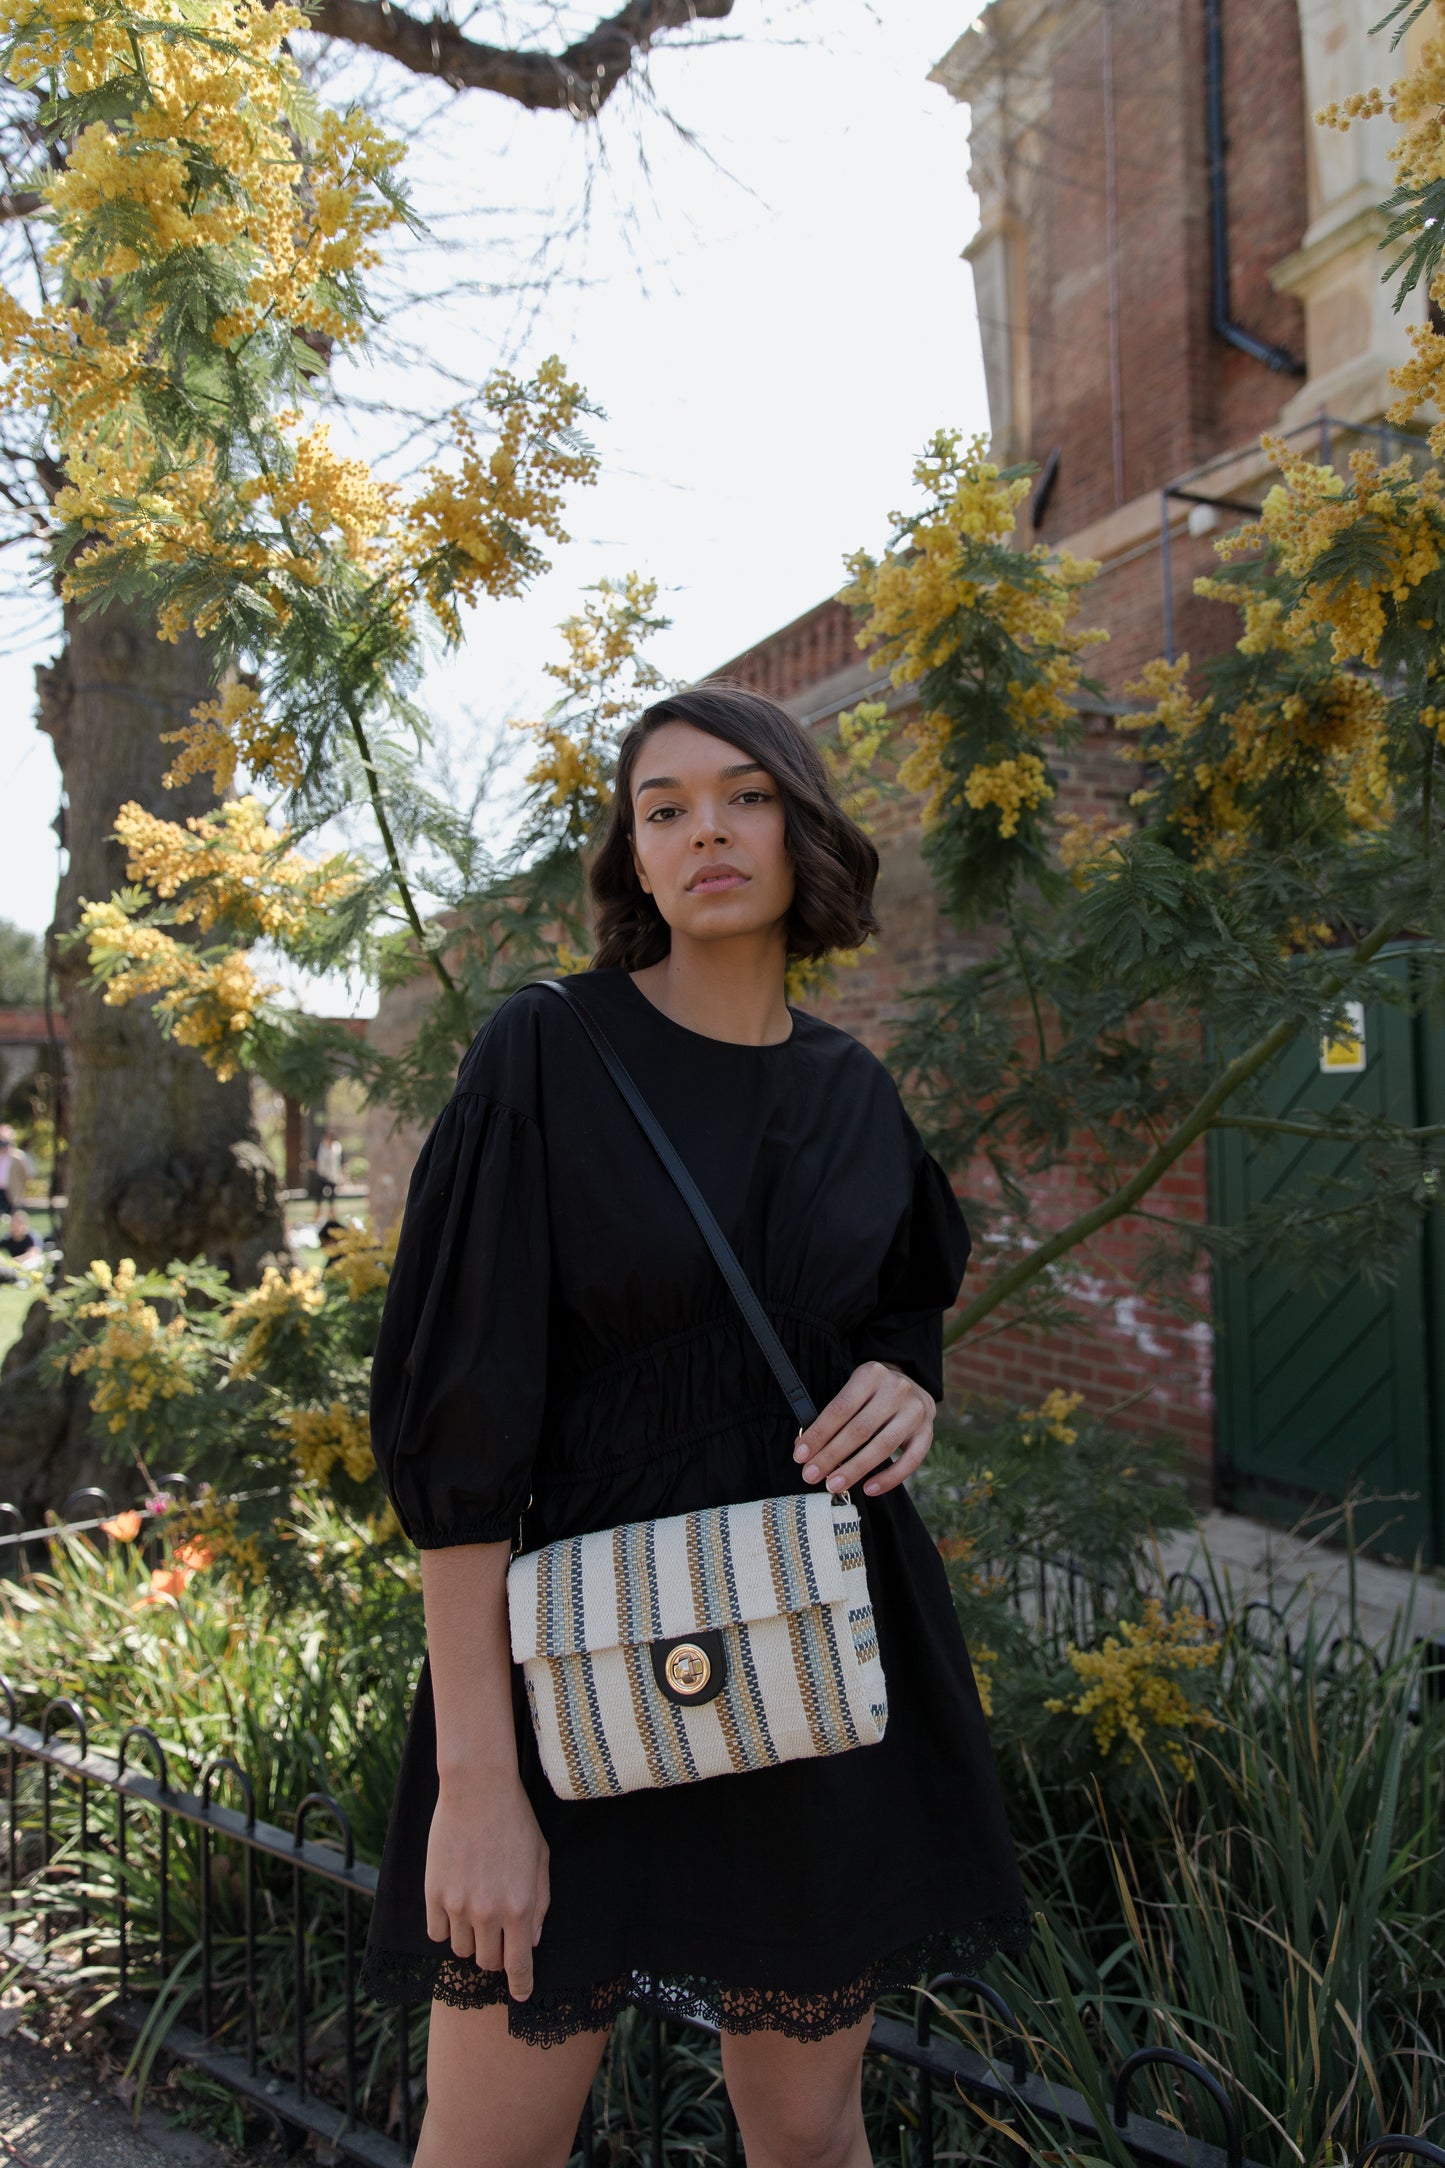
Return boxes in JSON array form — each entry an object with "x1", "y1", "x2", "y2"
[{"x1": 650, "y1": 1629, "x2": 727, "y2": 1707}]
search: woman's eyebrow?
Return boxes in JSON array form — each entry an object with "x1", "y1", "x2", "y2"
[{"x1": 634, "y1": 761, "x2": 768, "y2": 794}]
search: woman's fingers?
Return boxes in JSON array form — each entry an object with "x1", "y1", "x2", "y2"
[
  {"x1": 794, "y1": 1364, "x2": 890, "y2": 1468},
  {"x1": 501, "y1": 1910, "x2": 535, "y2": 2001},
  {"x1": 793, "y1": 1361, "x2": 938, "y2": 1498},
  {"x1": 801, "y1": 1396, "x2": 927, "y2": 1482},
  {"x1": 862, "y1": 1430, "x2": 932, "y2": 1497},
  {"x1": 471, "y1": 1925, "x2": 503, "y2": 1971},
  {"x1": 425, "y1": 1892, "x2": 541, "y2": 1986},
  {"x1": 423, "y1": 1792, "x2": 549, "y2": 1989},
  {"x1": 817, "y1": 1409, "x2": 916, "y2": 1494},
  {"x1": 532, "y1": 1854, "x2": 551, "y2": 1948},
  {"x1": 798, "y1": 1374, "x2": 925, "y2": 1485},
  {"x1": 796, "y1": 1393, "x2": 896, "y2": 1480}
]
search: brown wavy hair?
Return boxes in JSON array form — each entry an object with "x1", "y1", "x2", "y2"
[{"x1": 588, "y1": 682, "x2": 881, "y2": 971}]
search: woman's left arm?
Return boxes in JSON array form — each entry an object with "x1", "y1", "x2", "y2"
[{"x1": 794, "y1": 1361, "x2": 936, "y2": 1499}]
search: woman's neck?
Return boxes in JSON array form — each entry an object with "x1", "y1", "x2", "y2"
[{"x1": 628, "y1": 940, "x2": 792, "y2": 1047}]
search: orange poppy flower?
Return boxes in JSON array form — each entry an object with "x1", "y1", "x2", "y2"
[{"x1": 135, "y1": 1562, "x2": 194, "y2": 1607}]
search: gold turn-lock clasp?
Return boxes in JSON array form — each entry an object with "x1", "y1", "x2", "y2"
[
  {"x1": 663, "y1": 1642, "x2": 712, "y2": 1696},
  {"x1": 651, "y1": 1630, "x2": 726, "y2": 1706}
]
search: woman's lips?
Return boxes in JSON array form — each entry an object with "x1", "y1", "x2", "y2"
[{"x1": 689, "y1": 872, "x2": 748, "y2": 893}]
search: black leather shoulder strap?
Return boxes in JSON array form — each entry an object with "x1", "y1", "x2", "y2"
[{"x1": 535, "y1": 978, "x2": 818, "y2": 1432}]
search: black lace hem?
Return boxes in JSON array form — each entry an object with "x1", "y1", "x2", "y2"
[{"x1": 358, "y1": 1907, "x2": 1035, "y2": 2046}]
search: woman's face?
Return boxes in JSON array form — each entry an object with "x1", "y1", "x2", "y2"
[{"x1": 629, "y1": 720, "x2": 794, "y2": 944}]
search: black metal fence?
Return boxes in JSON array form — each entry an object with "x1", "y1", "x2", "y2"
[
  {"x1": 1, "y1": 1495, "x2": 1442, "y2": 2165},
  {"x1": 5, "y1": 1695, "x2": 1445, "y2": 2168},
  {"x1": 991, "y1": 1541, "x2": 1445, "y2": 1706}
]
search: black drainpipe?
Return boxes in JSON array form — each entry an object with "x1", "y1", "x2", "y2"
[{"x1": 1204, "y1": 0, "x2": 1305, "y2": 375}]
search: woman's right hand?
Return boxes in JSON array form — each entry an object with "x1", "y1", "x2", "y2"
[{"x1": 424, "y1": 1778, "x2": 550, "y2": 2002}]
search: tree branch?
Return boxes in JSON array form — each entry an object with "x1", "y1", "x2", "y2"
[
  {"x1": 0, "y1": 191, "x2": 41, "y2": 222},
  {"x1": 1212, "y1": 1114, "x2": 1445, "y2": 1143},
  {"x1": 305, "y1": 0, "x2": 736, "y2": 113},
  {"x1": 342, "y1": 696, "x2": 471, "y2": 1032}
]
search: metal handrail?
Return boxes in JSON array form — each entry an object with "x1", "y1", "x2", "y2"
[{"x1": 1158, "y1": 411, "x2": 1431, "y2": 660}]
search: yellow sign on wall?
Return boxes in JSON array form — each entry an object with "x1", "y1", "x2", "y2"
[{"x1": 1320, "y1": 1001, "x2": 1366, "y2": 1074}]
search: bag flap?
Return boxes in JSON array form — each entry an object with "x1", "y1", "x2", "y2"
[{"x1": 507, "y1": 1490, "x2": 856, "y2": 1664}]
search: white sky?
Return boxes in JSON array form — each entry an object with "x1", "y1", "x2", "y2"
[{"x1": 0, "y1": 1, "x2": 988, "y2": 998}]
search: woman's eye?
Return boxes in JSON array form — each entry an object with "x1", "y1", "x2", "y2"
[{"x1": 643, "y1": 790, "x2": 770, "y2": 822}]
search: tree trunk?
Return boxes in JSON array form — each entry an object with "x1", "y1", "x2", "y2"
[
  {"x1": 39, "y1": 599, "x2": 284, "y2": 1279},
  {"x1": 0, "y1": 600, "x2": 285, "y2": 1522}
]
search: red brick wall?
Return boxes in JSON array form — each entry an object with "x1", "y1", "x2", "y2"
[
  {"x1": 1083, "y1": 519, "x2": 1248, "y2": 694},
  {"x1": 943, "y1": 1151, "x2": 1214, "y2": 1474},
  {"x1": 1027, "y1": 0, "x2": 1306, "y2": 543},
  {"x1": 717, "y1": 599, "x2": 859, "y2": 707}
]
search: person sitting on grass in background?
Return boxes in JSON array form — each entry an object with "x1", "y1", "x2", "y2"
[{"x1": 0, "y1": 1207, "x2": 42, "y2": 1284}]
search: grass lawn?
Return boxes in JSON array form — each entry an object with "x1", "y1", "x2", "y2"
[{"x1": 0, "y1": 1280, "x2": 38, "y2": 1366}]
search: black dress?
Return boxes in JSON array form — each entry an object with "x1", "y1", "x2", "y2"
[{"x1": 359, "y1": 967, "x2": 1030, "y2": 2042}]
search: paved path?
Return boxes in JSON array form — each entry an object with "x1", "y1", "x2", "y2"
[
  {"x1": 1155, "y1": 1508, "x2": 1445, "y2": 1653},
  {"x1": 0, "y1": 2028, "x2": 239, "y2": 2168}
]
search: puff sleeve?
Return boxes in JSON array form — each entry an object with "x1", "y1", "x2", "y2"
[
  {"x1": 369, "y1": 1086, "x2": 549, "y2": 1548},
  {"x1": 852, "y1": 1115, "x2": 971, "y2": 1404}
]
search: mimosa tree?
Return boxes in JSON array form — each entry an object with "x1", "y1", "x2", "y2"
[
  {"x1": 0, "y1": 0, "x2": 737, "y2": 1293},
  {"x1": 0, "y1": 0, "x2": 650, "y2": 1508}
]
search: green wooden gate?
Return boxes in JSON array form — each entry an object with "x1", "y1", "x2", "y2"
[{"x1": 1208, "y1": 949, "x2": 1442, "y2": 1564}]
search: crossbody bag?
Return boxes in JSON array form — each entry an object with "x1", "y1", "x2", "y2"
[{"x1": 503, "y1": 977, "x2": 889, "y2": 1802}]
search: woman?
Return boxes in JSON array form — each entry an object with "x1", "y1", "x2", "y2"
[{"x1": 361, "y1": 684, "x2": 1030, "y2": 2166}]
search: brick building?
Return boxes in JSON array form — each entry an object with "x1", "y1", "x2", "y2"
[{"x1": 708, "y1": 0, "x2": 1420, "y2": 1501}]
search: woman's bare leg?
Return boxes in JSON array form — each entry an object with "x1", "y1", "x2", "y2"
[
  {"x1": 720, "y1": 2009, "x2": 874, "y2": 2168},
  {"x1": 414, "y1": 2000, "x2": 610, "y2": 2168}
]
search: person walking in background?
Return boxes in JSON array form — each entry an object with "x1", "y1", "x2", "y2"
[
  {"x1": 315, "y1": 1128, "x2": 344, "y2": 1207},
  {"x1": 0, "y1": 1125, "x2": 33, "y2": 1213}
]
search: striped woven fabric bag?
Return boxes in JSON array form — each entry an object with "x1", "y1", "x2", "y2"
[
  {"x1": 503, "y1": 981, "x2": 891, "y2": 1800},
  {"x1": 508, "y1": 1490, "x2": 887, "y2": 1801}
]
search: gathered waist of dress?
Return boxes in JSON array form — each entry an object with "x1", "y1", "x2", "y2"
[{"x1": 535, "y1": 1303, "x2": 855, "y2": 1488}]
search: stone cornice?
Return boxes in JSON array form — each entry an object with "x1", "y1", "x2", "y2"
[
  {"x1": 1270, "y1": 195, "x2": 1390, "y2": 298},
  {"x1": 929, "y1": 0, "x2": 1097, "y2": 107}
]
